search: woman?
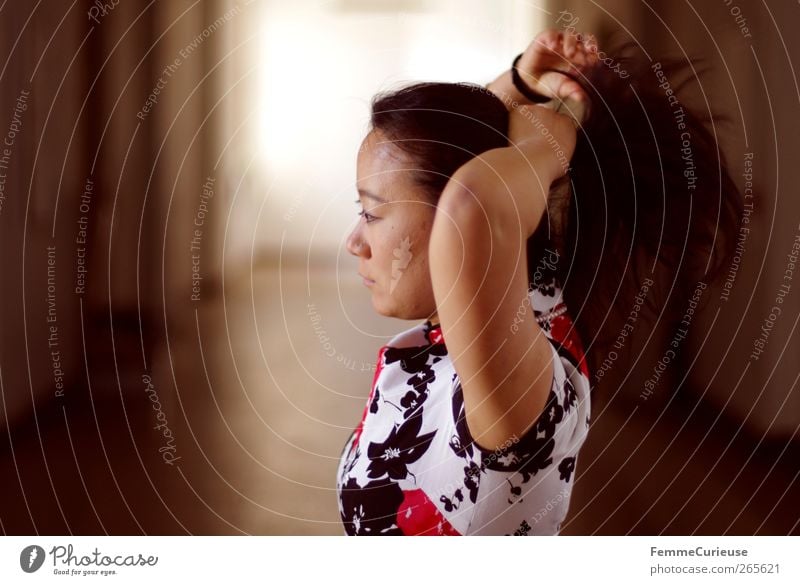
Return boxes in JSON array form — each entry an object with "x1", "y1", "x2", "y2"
[{"x1": 336, "y1": 29, "x2": 742, "y2": 535}]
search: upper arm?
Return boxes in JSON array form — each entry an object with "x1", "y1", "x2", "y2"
[{"x1": 428, "y1": 149, "x2": 556, "y2": 452}]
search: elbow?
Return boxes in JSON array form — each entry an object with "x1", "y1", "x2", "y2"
[
  {"x1": 437, "y1": 161, "x2": 506, "y2": 226},
  {"x1": 431, "y1": 174, "x2": 488, "y2": 251},
  {"x1": 434, "y1": 164, "x2": 523, "y2": 245}
]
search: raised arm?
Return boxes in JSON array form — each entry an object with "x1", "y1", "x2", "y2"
[
  {"x1": 428, "y1": 108, "x2": 575, "y2": 451},
  {"x1": 428, "y1": 33, "x2": 596, "y2": 451}
]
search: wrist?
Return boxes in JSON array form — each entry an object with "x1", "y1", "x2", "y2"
[
  {"x1": 511, "y1": 53, "x2": 550, "y2": 104},
  {"x1": 485, "y1": 71, "x2": 526, "y2": 110}
]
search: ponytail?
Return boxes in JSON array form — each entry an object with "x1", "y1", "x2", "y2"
[{"x1": 528, "y1": 42, "x2": 744, "y2": 394}]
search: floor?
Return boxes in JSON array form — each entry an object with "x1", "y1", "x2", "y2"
[{"x1": 1, "y1": 264, "x2": 798, "y2": 535}]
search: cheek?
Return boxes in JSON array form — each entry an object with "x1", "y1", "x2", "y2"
[
  {"x1": 398, "y1": 233, "x2": 433, "y2": 287},
  {"x1": 374, "y1": 214, "x2": 434, "y2": 280}
]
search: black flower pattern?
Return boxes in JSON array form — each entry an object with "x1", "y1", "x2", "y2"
[
  {"x1": 399, "y1": 389, "x2": 427, "y2": 418},
  {"x1": 558, "y1": 456, "x2": 576, "y2": 482},
  {"x1": 463, "y1": 461, "x2": 481, "y2": 503},
  {"x1": 339, "y1": 477, "x2": 404, "y2": 535},
  {"x1": 369, "y1": 385, "x2": 381, "y2": 414},
  {"x1": 536, "y1": 389, "x2": 565, "y2": 438},
  {"x1": 507, "y1": 519, "x2": 532, "y2": 536},
  {"x1": 450, "y1": 378, "x2": 475, "y2": 460},
  {"x1": 383, "y1": 343, "x2": 447, "y2": 420},
  {"x1": 562, "y1": 377, "x2": 577, "y2": 413},
  {"x1": 439, "y1": 488, "x2": 464, "y2": 513},
  {"x1": 366, "y1": 412, "x2": 437, "y2": 481},
  {"x1": 535, "y1": 276, "x2": 558, "y2": 297}
]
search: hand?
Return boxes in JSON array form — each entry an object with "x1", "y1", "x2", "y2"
[{"x1": 515, "y1": 28, "x2": 598, "y2": 110}]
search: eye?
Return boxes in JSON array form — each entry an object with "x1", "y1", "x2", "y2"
[
  {"x1": 354, "y1": 198, "x2": 378, "y2": 223},
  {"x1": 358, "y1": 210, "x2": 378, "y2": 223}
]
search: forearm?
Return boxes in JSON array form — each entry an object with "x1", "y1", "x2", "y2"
[{"x1": 486, "y1": 70, "x2": 530, "y2": 110}]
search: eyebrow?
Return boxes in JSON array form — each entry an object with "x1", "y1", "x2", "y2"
[{"x1": 357, "y1": 189, "x2": 387, "y2": 204}]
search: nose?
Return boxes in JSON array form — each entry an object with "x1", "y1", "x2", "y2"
[{"x1": 346, "y1": 223, "x2": 370, "y2": 258}]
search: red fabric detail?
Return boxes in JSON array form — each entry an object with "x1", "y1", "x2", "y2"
[
  {"x1": 350, "y1": 345, "x2": 387, "y2": 453},
  {"x1": 429, "y1": 327, "x2": 444, "y2": 345},
  {"x1": 549, "y1": 310, "x2": 591, "y2": 378},
  {"x1": 396, "y1": 489, "x2": 461, "y2": 536}
]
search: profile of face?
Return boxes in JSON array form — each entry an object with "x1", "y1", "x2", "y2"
[{"x1": 346, "y1": 129, "x2": 439, "y2": 323}]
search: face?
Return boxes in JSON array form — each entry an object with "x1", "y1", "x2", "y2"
[{"x1": 346, "y1": 129, "x2": 439, "y2": 323}]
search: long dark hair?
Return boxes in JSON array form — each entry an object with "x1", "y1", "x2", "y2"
[{"x1": 369, "y1": 45, "x2": 743, "y2": 399}]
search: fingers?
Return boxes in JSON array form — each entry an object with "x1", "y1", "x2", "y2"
[
  {"x1": 518, "y1": 29, "x2": 599, "y2": 106},
  {"x1": 528, "y1": 28, "x2": 601, "y2": 67},
  {"x1": 525, "y1": 29, "x2": 562, "y2": 69},
  {"x1": 563, "y1": 32, "x2": 578, "y2": 59},
  {"x1": 531, "y1": 29, "x2": 562, "y2": 53},
  {"x1": 583, "y1": 33, "x2": 599, "y2": 56},
  {"x1": 560, "y1": 31, "x2": 599, "y2": 70}
]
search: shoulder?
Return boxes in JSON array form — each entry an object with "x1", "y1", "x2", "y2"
[{"x1": 382, "y1": 319, "x2": 439, "y2": 349}]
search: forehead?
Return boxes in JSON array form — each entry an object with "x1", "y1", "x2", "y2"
[{"x1": 356, "y1": 130, "x2": 418, "y2": 192}]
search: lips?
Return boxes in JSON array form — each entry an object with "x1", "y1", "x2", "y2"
[{"x1": 359, "y1": 273, "x2": 375, "y2": 285}]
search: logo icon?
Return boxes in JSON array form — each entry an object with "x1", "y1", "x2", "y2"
[
  {"x1": 20, "y1": 545, "x2": 45, "y2": 573},
  {"x1": 390, "y1": 235, "x2": 412, "y2": 294}
]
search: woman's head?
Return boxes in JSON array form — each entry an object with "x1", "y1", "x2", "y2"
[{"x1": 346, "y1": 82, "x2": 509, "y2": 320}]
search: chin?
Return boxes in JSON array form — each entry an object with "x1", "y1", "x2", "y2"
[
  {"x1": 370, "y1": 295, "x2": 405, "y2": 320},
  {"x1": 370, "y1": 293, "x2": 392, "y2": 317}
]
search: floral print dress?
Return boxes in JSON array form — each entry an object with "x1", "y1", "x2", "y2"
[{"x1": 336, "y1": 268, "x2": 591, "y2": 535}]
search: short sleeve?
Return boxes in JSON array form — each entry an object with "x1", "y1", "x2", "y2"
[
  {"x1": 451, "y1": 340, "x2": 591, "y2": 535},
  {"x1": 453, "y1": 340, "x2": 589, "y2": 474}
]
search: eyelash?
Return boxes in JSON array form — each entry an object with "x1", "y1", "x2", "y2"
[{"x1": 354, "y1": 198, "x2": 378, "y2": 223}]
